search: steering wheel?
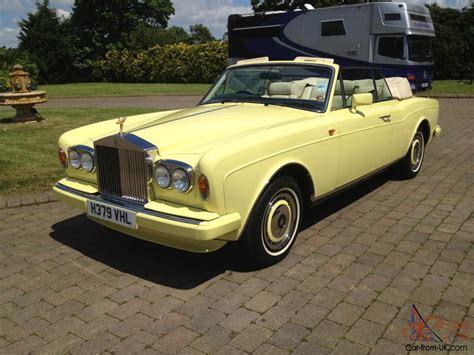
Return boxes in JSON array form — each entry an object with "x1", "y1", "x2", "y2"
[{"x1": 235, "y1": 90, "x2": 253, "y2": 95}]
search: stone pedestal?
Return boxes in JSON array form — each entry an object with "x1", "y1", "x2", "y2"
[
  {"x1": 0, "y1": 64, "x2": 47, "y2": 123},
  {"x1": 11, "y1": 104, "x2": 41, "y2": 122},
  {"x1": 0, "y1": 90, "x2": 47, "y2": 123}
]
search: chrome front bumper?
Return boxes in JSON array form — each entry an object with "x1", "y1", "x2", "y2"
[{"x1": 53, "y1": 182, "x2": 241, "y2": 253}]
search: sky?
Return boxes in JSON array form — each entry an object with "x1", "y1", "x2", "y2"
[{"x1": 0, "y1": 0, "x2": 471, "y2": 48}]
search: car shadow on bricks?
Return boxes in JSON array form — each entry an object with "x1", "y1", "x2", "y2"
[
  {"x1": 49, "y1": 215, "x2": 244, "y2": 289},
  {"x1": 49, "y1": 171, "x2": 389, "y2": 289}
]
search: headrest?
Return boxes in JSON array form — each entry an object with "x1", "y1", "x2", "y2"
[
  {"x1": 335, "y1": 80, "x2": 356, "y2": 95},
  {"x1": 268, "y1": 82, "x2": 292, "y2": 96},
  {"x1": 291, "y1": 78, "x2": 319, "y2": 97}
]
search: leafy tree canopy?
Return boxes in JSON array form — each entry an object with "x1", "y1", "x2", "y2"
[
  {"x1": 427, "y1": 4, "x2": 473, "y2": 80},
  {"x1": 71, "y1": 0, "x2": 175, "y2": 59},
  {"x1": 125, "y1": 24, "x2": 191, "y2": 51},
  {"x1": 189, "y1": 24, "x2": 215, "y2": 44},
  {"x1": 17, "y1": 0, "x2": 75, "y2": 83}
]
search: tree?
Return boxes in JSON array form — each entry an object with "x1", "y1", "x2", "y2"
[
  {"x1": 189, "y1": 24, "x2": 215, "y2": 44},
  {"x1": 125, "y1": 24, "x2": 190, "y2": 51},
  {"x1": 17, "y1": 0, "x2": 75, "y2": 83},
  {"x1": 71, "y1": 0, "x2": 175, "y2": 77},
  {"x1": 427, "y1": 4, "x2": 472, "y2": 80},
  {"x1": 251, "y1": 0, "x2": 361, "y2": 11},
  {"x1": 460, "y1": 5, "x2": 473, "y2": 82}
]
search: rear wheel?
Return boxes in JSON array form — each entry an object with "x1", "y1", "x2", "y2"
[
  {"x1": 396, "y1": 129, "x2": 425, "y2": 179},
  {"x1": 239, "y1": 177, "x2": 302, "y2": 267}
]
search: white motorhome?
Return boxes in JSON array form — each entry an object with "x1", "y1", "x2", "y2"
[{"x1": 228, "y1": 1, "x2": 435, "y2": 90}]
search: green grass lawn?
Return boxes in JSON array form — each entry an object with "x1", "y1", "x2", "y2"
[
  {"x1": 0, "y1": 107, "x2": 159, "y2": 195},
  {"x1": 38, "y1": 80, "x2": 472, "y2": 99},
  {"x1": 429, "y1": 80, "x2": 474, "y2": 95},
  {"x1": 40, "y1": 82, "x2": 211, "y2": 98}
]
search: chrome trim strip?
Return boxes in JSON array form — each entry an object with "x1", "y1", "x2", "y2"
[
  {"x1": 72, "y1": 145, "x2": 95, "y2": 155},
  {"x1": 55, "y1": 183, "x2": 203, "y2": 225},
  {"x1": 121, "y1": 133, "x2": 156, "y2": 151},
  {"x1": 310, "y1": 157, "x2": 403, "y2": 204}
]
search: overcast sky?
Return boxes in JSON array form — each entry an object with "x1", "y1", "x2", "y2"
[{"x1": 0, "y1": 0, "x2": 471, "y2": 48}]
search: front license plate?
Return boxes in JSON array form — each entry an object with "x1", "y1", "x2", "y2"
[
  {"x1": 86, "y1": 200, "x2": 137, "y2": 229},
  {"x1": 421, "y1": 83, "x2": 428, "y2": 88}
]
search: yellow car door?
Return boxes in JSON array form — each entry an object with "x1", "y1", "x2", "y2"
[{"x1": 335, "y1": 68, "x2": 394, "y2": 187}]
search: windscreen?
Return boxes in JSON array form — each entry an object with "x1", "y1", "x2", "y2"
[
  {"x1": 408, "y1": 35, "x2": 434, "y2": 63},
  {"x1": 201, "y1": 64, "x2": 333, "y2": 112}
]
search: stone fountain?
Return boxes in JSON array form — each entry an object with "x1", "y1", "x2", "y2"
[{"x1": 0, "y1": 64, "x2": 47, "y2": 122}]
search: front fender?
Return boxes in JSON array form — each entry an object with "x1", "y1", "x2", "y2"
[{"x1": 223, "y1": 158, "x2": 314, "y2": 237}]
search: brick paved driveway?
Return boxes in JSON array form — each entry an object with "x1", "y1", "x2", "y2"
[{"x1": 0, "y1": 99, "x2": 473, "y2": 354}]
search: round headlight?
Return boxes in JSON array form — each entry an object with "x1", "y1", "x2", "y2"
[
  {"x1": 81, "y1": 152, "x2": 94, "y2": 172},
  {"x1": 154, "y1": 165, "x2": 171, "y2": 188},
  {"x1": 172, "y1": 168, "x2": 190, "y2": 192},
  {"x1": 69, "y1": 150, "x2": 81, "y2": 169}
]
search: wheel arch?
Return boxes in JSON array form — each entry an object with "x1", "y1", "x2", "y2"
[
  {"x1": 418, "y1": 119, "x2": 431, "y2": 145},
  {"x1": 404, "y1": 117, "x2": 431, "y2": 154},
  {"x1": 225, "y1": 160, "x2": 315, "y2": 240},
  {"x1": 268, "y1": 163, "x2": 315, "y2": 206}
]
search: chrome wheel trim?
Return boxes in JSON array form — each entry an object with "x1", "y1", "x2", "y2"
[
  {"x1": 410, "y1": 132, "x2": 425, "y2": 172},
  {"x1": 261, "y1": 187, "x2": 300, "y2": 257}
]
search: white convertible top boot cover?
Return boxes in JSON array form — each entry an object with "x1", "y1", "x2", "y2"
[{"x1": 385, "y1": 77, "x2": 413, "y2": 100}]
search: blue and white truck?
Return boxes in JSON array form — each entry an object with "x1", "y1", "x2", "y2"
[{"x1": 228, "y1": 1, "x2": 435, "y2": 91}]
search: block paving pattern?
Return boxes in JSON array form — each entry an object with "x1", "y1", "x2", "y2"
[{"x1": 0, "y1": 99, "x2": 473, "y2": 354}]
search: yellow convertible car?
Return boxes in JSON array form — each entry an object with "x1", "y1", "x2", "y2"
[{"x1": 54, "y1": 57, "x2": 440, "y2": 266}]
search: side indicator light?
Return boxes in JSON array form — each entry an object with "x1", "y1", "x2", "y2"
[
  {"x1": 198, "y1": 175, "x2": 209, "y2": 200},
  {"x1": 58, "y1": 148, "x2": 67, "y2": 168}
]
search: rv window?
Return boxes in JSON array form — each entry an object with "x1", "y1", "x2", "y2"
[
  {"x1": 378, "y1": 37, "x2": 404, "y2": 59},
  {"x1": 408, "y1": 35, "x2": 433, "y2": 62},
  {"x1": 384, "y1": 13, "x2": 401, "y2": 21},
  {"x1": 321, "y1": 20, "x2": 346, "y2": 36},
  {"x1": 410, "y1": 14, "x2": 431, "y2": 23}
]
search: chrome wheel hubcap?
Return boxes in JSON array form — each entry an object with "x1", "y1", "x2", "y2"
[
  {"x1": 262, "y1": 188, "x2": 300, "y2": 256},
  {"x1": 410, "y1": 133, "x2": 424, "y2": 172}
]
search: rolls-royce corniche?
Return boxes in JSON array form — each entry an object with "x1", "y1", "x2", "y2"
[{"x1": 54, "y1": 57, "x2": 440, "y2": 266}]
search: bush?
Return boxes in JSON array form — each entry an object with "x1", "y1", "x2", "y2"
[
  {"x1": 0, "y1": 48, "x2": 39, "y2": 92},
  {"x1": 92, "y1": 41, "x2": 228, "y2": 83},
  {"x1": 429, "y1": 5, "x2": 473, "y2": 80}
]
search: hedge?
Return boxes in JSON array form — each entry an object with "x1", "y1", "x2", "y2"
[{"x1": 92, "y1": 41, "x2": 228, "y2": 83}]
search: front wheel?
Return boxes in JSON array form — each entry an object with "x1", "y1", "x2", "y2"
[
  {"x1": 239, "y1": 177, "x2": 302, "y2": 267},
  {"x1": 396, "y1": 129, "x2": 425, "y2": 179}
]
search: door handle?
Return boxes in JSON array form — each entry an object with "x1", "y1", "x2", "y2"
[{"x1": 379, "y1": 115, "x2": 391, "y2": 123}]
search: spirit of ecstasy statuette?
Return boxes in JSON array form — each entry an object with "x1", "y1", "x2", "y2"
[{"x1": 117, "y1": 116, "x2": 127, "y2": 135}]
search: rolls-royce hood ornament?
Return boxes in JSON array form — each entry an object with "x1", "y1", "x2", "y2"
[{"x1": 117, "y1": 116, "x2": 127, "y2": 135}]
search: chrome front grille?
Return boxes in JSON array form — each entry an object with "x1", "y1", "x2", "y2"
[{"x1": 94, "y1": 134, "x2": 153, "y2": 204}]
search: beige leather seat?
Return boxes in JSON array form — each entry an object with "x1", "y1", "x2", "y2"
[
  {"x1": 267, "y1": 77, "x2": 321, "y2": 99},
  {"x1": 354, "y1": 79, "x2": 375, "y2": 95},
  {"x1": 332, "y1": 80, "x2": 356, "y2": 108}
]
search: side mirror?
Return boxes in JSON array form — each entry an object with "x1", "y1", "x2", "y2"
[{"x1": 351, "y1": 93, "x2": 373, "y2": 111}]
